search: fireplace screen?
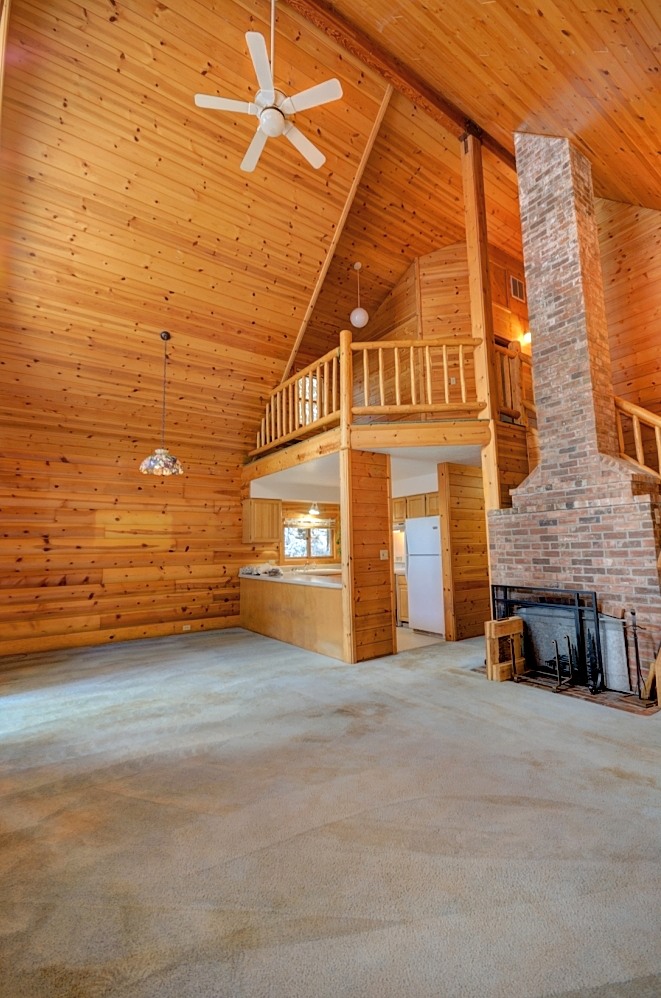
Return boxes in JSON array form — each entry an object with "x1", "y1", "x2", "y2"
[{"x1": 491, "y1": 585, "x2": 630, "y2": 695}]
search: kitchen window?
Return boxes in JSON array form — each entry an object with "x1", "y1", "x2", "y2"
[{"x1": 283, "y1": 524, "x2": 333, "y2": 560}]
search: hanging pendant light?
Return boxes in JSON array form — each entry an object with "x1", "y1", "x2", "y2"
[
  {"x1": 350, "y1": 261, "x2": 369, "y2": 329},
  {"x1": 308, "y1": 502, "x2": 320, "y2": 516},
  {"x1": 139, "y1": 331, "x2": 184, "y2": 476}
]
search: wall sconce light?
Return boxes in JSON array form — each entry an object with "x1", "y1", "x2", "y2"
[
  {"x1": 139, "y1": 331, "x2": 184, "y2": 476},
  {"x1": 522, "y1": 330, "x2": 532, "y2": 346},
  {"x1": 350, "y1": 261, "x2": 369, "y2": 329}
]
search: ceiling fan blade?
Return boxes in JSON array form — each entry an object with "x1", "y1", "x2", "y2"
[
  {"x1": 283, "y1": 122, "x2": 326, "y2": 169},
  {"x1": 280, "y1": 78, "x2": 343, "y2": 116},
  {"x1": 194, "y1": 94, "x2": 258, "y2": 115},
  {"x1": 246, "y1": 32, "x2": 275, "y2": 102},
  {"x1": 240, "y1": 127, "x2": 269, "y2": 172}
]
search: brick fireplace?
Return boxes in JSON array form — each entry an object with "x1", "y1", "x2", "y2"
[{"x1": 488, "y1": 134, "x2": 661, "y2": 666}]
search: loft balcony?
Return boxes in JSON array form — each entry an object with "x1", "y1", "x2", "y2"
[{"x1": 248, "y1": 330, "x2": 536, "y2": 462}]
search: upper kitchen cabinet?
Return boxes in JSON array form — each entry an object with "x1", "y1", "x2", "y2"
[
  {"x1": 242, "y1": 499, "x2": 282, "y2": 544},
  {"x1": 405, "y1": 494, "x2": 427, "y2": 518},
  {"x1": 392, "y1": 498, "x2": 407, "y2": 521},
  {"x1": 392, "y1": 493, "x2": 439, "y2": 521},
  {"x1": 425, "y1": 493, "x2": 439, "y2": 516}
]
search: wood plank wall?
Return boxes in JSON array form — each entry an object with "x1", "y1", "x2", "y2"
[
  {"x1": 418, "y1": 244, "x2": 473, "y2": 338},
  {"x1": 437, "y1": 463, "x2": 490, "y2": 640},
  {"x1": 346, "y1": 450, "x2": 394, "y2": 661},
  {"x1": 371, "y1": 241, "x2": 528, "y2": 346},
  {"x1": 0, "y1": 426, "x2": 248, "y2": 654},
  {"x1": 598, "y1": 198, "x2": 661, "y2": 415},
  {"x1": 495, "y1": 422, "x2": 530, "y2": 508},
  {"x1": 0, "y1": 0, "x2": 378, "y2": 657},
  {"x1": 367, "y1": 260, "x2": 419, "y2": 341}
]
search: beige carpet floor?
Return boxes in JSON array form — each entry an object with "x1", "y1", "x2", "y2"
[{"x1": 1, "y1": 628, "x2": 661, "y2": 998}]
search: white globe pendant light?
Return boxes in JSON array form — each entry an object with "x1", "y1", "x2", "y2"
[{"x1": 350, "y1": 262, "x2": 369, "y2": 329}]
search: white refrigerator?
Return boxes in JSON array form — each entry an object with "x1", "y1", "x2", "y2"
[{"x1": 405, "y1": 516, "x2": 444, "y2": 635}]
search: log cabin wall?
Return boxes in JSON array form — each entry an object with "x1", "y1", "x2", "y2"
[
  {"x1": 418, "y1": 244, "x2": 472, "y2": 338},
  {"x1": 598, "y1": 199, "x2": 661, "y2": 416},
  {"x1": 367, "y1": 241, "x2": 528, "y2": 347},
  {"x1": 344, "y1": 450, "x2": 394, "y2": 662},
  {"x1": 437, "y1": 463, "x2": 489, "y2": 640},
  {"x1": 0, "y1": 0, "x2": 384, "y2": 656},
  {"x1": 365, "y1": 260, "x2": 419, "y2": 341},
  {"x1": 495, "y1": 422, "x2": 530, "y2": 508}
]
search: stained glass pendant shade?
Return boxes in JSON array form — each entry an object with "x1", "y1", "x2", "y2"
[{"x1": 139, "y1": 331, "x2": 184, "y2": 476}]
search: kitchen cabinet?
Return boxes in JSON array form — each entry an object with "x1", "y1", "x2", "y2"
[
  {"x1": 242, "y1": 499, "x2": 282, "y2": 544},
  {"x1": 392, "y1": 492, "x2": 439, "y2": 523},
  {"x1": 396, "y1": 574, "x2": 409, "y2": 624},
  {"x1": 392, "y1": 497, "x2": 407, "y2": 521},
  {"x1": 406, "y1": 494, "x2": 427, "y2": 518},
  {"x1": 241, "y1": 577, "x2": 344, "y2": 660},
  {"x1": 425, "y1": 492, "x2": 439, "y2": 516}
]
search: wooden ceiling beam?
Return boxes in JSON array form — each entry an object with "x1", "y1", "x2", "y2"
[
  {"x1": 283, "y1": 0, "x2": 516, "y2": 171},
  {"x1": 279, "y1": 83, "x2": 394, "y2": 383}
]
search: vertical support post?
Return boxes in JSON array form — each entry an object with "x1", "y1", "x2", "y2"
[
  {"x1": 437, "y1": 463, "x2": 456, "y2": 641},
  {"x1": 0, "y1": 0, "x2": 11, "y2": 139},
  {"x1": 339, "y1": 328, "x2": 353, "y2": 451},
  {"x1": 461, "y1": 131, "x2": 502, "y2": 511},
  {"x1": 339, "y1": 329, "x2": 356, "y2": 662},
  {"x1": 339, "y1": 447, "x2": 356, "y2": 663}
]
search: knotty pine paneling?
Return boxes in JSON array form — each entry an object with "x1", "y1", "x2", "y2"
[
  {"x1": 346, "y1": 450, "x2": 394, "y2": 661},
  {"x1": 496, "y1": 422, "x2": 530, "y2": 509},
  {"x1": 366, "y1": 260, "x2": 418, "y2": 342},
  {"x1": 320, "y1": 0, "x2": 661, "y2": 210},
  {"x1": 598, "y1": 198, "x2": 661, "y2": 416},
  {"x1": 0, "y1": 0, "x2": 387, "y2": 654},
  {"x1": 297, "y1": 88, "x2": 525, "y2": 363},
  {"x1": 438, "y1": 463, "x2": 490, "y2": 641}
]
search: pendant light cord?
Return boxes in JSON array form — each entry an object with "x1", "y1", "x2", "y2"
[{"x1": 160, "y1": 330, "x2": 171, "y2": 449}]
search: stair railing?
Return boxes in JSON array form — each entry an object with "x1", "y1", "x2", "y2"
[{"x1": 615, "y1": 397, "x2": 661, "y2": 478}]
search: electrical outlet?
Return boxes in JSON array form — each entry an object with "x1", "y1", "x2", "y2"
[
  {"x1": 182, "y1": 624, "x2": 191, "y2": 632},
  {"x1": 380, "y1": 549, "x2": 389, "y2": 560}
]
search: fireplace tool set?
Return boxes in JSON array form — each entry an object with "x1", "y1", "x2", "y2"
[{"x1": 491, "y1": 585, "x2": 659, "y2": 705}]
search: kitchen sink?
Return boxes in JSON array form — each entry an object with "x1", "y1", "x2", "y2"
[{"x1": 295, "y1": 567, "x2": 342, "y2": 576}]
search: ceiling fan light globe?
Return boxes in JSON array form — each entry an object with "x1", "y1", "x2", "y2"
[
  {"x1": 260, "y1": 107, "x2": 286, "y2": 137},
  {"x1": 350, "y1": 306, "x2": 369, "y2": 329}
]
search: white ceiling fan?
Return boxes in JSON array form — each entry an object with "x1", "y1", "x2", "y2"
[{"x1": 194, "y1": 0, "x2": 343, "y2": 172}]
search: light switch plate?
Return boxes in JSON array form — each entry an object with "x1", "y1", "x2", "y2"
[{"x1": 379, "y1": 549, "x2": 388, "y2": 560}]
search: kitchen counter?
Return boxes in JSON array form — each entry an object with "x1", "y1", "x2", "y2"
[
  {"x1": 239, "y1": 565, "x2": 342, "y2": 589},
  {"x1": 240, "y1": 568, "x2": 345, "y2": 660}
]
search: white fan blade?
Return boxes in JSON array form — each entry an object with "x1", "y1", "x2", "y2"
[
  {"x1": 283, "y1": 122, "x2": 325, "y2": 169},
  {"x1": 195, "y1": 94, "x2": 258, "y2": 115},
  {"x1": 246, "y1": 32, "x2": 274, "y2": 102},
  {"x1": 241, "y1": 127, "x2": 269, "y2": 172},
  {"x1": 280, "y1": 78, "x2": 343, "y2": 116}
]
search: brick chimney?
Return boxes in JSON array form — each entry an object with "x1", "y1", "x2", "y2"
[{"x1": 488, "y1": 134, "x2": 661, "y2": 659}]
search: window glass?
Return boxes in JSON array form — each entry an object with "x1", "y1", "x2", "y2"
[
  {"x1": 310, "y1": 528, "x2": 331, "y2": 558},
  {"x1": 283, "y1": 524, "x2": 333, "y2": 560}
]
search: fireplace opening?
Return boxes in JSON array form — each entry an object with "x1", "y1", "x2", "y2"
[{"x1": 491, "y1": 585, "x2": 632, "y2": 695}]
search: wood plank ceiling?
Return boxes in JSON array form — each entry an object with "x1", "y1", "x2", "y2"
[{"x1": 2, "y1": 0, "x2": 660, "y2": 452}]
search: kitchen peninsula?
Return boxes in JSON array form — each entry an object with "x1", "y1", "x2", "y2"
[{"x1": 239, "y1": 565, "x2": 344, "y2": 661}]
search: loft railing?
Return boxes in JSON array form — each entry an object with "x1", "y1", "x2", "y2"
[
  {"x1": 254, "y1": 347, "x2": 340, "y2": 453},
  {"x1": 615, "y1": 397, "x2": 661, "y2": 478},
  {"x1": 252, "y1": 331, "x2": 490, "y2": 455},
  {"x1": 350, "y1": 337, "x2": 484, "y2": 416}
]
